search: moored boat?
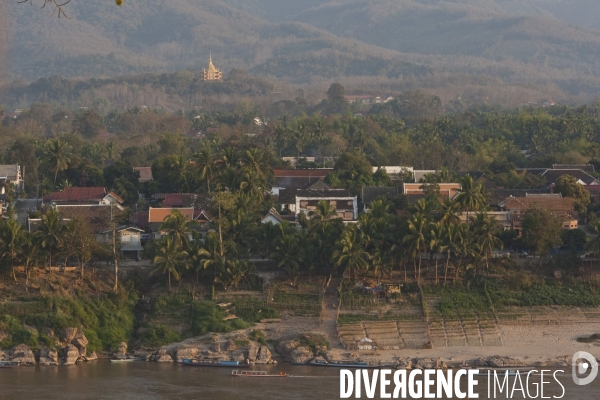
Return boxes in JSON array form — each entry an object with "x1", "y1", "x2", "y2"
[
  {"x1": 308, "y1": 360, "x2": 381, "y2": 368},
  {"x1": 0, "y1": 361, "x2": 19, "y2": 368},
  {"x1": 232, "y1": 370, "x2": 288, "y2": 377},
  {"x1": 180, "y1": 359, "x2": 253, "y2": 368},
  {"x1": 110, "y1": 357, "x2": 145, "y2": 363}
]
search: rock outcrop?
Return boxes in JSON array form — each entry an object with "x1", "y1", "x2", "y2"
[
  {"x1": 11, "y1": 344, "x2": 36, "y2": 365},
  {"x1": 255, "y1": 345, "x2": 272, "y2": 364},
  {"x1": 176, "y1": 347, "x2": 199, "y2": 361},
  {"x1": 288, "y1": 347, "x2": 313, "y2": 365},
  {"x1": 62, "y1": 344, "x2": 80, "y2": 366},
  {"x1": 39, "y1": 346, "x2": 59, "y2": 366},
  {"x1": 154, "y1": 348, "x2": 173, "y2": 363},
  {"x1": 72, "y1": 330, "x2": 89, "y2": 356},
  {"x1": 114, "y1": 342, "x2": 128, "y2": 359},
  {"x1": 59, "y1": 328, "x2": 78, "y2": 344}
]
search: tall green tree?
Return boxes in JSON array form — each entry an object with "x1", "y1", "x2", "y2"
[
  {"x1": 152, "y1": 236, "x2": 188, "y2": 291},
  {"x1": 43, "y1": 139, "x2": 72, "y2": 186}
]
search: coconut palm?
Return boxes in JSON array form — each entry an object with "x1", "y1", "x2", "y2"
[
  {"x1": 194, "y1": 141, "x2": 218, "y2": 194},
  {"x1": 242, "y1": 148, "x2": 270, "y2": 180},
  {"x1": 152, "y1": 236, "x2": 188, "y2": 291},
  {"x1": 0, "y1": 219, "x2": 25, "y2": 281},
  {"x1": 403, "y1": 213, "x2": 428, "y2": 282},
  {"x1": 428, "y1": 222, "x2": 447, "y2": 284},
  {"x1": 271, "y1": 232, "x2": 301, "y2": 285},
  {"x1": 309, "y1": 200, "x2": 338, "y2": 225},
  {"x1": 332, "y1": 226, "x2": 370, "y2": 280},
  {"x1": 439, "y1": 198, "x2": 461, "y2": 226},
  {"x1": 43, "y1": 139, "x2": 72, "y2": 186},
  {"x1": 253, "y1": 221, "x2": 278, "y2": 261},
  {"x1": 444, "y1": 223, "x2": 460, "y2": 285},
  {"x1": 35, "y1": 209, "x2": 64, "y2": 268},
  {"x1": 474, "y1": 213, "x2": 504, "y2": 271},
  {"x1": 186, "y1": 231, "x2": 211, "y2": 284},
  {"x1": 455, "y1": 174, "x2": 485, "y2": 217},
  {"x1": 160, "y1": 209, "x2": 192, "y2": 250}
]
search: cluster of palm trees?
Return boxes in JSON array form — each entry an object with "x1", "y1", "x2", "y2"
[
  {"x1": 151, "y1": 209, "x2": 253, "y2": 291},
  {"x1": 0, "y1": 210, "x2": 100, "y2": 285},
  {"x1": 256, "y1": 174, "x2": 501, "y2": 285},
  {"x1": 170, "y1": 143, "x2": 273, "y2": 200}
]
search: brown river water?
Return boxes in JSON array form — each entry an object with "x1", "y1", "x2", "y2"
[{"x1": 0, "y1": 362, "x2": 598, "y2": 399}]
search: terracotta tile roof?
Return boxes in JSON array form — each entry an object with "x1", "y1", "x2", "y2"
[
  {"x1": 161, "y1": 193, "x2": 212, "y2": 210},
  {"x1": 148, "y1": 207, "x2": 194, "y2": 223},
  {"x1": 44, "y1": 187, "x2": 106, "y2": 202},
  {"x1": 503, "y1": 196, "x2": 575, "y2": 214}
]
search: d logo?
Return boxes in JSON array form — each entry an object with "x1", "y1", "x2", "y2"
[{"x1": 572, "y1": 351, "x2": 598, "y2": 386}]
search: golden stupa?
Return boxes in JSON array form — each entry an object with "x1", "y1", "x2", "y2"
[{"x1": 203, "y1": 53, "x2": 223, "y2": 81}]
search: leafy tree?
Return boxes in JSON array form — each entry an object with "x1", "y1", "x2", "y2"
[
  {"x1": 554, "y1": 175, "x2": 591, "y2": 211},
  {"x1": 73, "y1": 110, "x2": 104, "y2": 139},
  {"x1": 561, "y1": 229, "x2": 586, "y2": 255},
  {"x1": 522, "y1": 208, "x2": 562, "y2": 260}
]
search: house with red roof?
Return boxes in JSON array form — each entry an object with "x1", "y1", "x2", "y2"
[{"x1": 43, "y1": 187, "x2": 124, "y2": 210}]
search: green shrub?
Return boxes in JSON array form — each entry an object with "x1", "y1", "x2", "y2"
[
  {"x1": 191, "y1": 301, "x2": 250, "y2": 336},
  {"x1": 249, "y1": 329, "x2": 266, "y2": 345},
  {"x1": 141, "y1": 325, "x2": 181, "y2": 347}
]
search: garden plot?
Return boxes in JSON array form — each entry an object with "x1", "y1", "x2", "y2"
[{"x1": 424, "y1": 291, "x2": 502, "y2": 348}]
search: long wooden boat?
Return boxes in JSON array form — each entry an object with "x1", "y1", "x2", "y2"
[
  {"x1": 0, "y1": 361, "x2": 19, "y2": 368},
  {"x1": 180, "y1": 359, "x2": 252, "y2": 368},
  {"x1": 232, "y1": 370, "x2": 288, "y2": 377},
  {"x1": 308, "y1": 360, "x2": 380, "y2": 368},
  {"x1": 110, "y1": 357, "x2": 145, "y2": 363}
]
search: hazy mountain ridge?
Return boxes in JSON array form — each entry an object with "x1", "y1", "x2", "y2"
[{"x1": 5, "y1": 0, "x2": 600, "y2": 105}]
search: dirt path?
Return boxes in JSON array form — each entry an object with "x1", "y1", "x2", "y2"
[{"x1": 320, "y1": 276, "x2": 343, "y2": 348}]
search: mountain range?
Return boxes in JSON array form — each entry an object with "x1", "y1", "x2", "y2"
[{"x1": 4, "y1": 0, "x2": 600, "y2": 103}]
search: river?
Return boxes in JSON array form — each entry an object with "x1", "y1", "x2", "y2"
[{"x1": 0, "y1": 362, "x2": 598, "y2": 399}]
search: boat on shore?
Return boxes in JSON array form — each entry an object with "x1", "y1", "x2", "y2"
[
  {"x1": 0, "y1": 361, "x2": 19, "y2": 368},
  {"x1": 232, "y1": 370, "x2": 288, "y2": 377},
  {"x1": 180, "y1": 359, "x2": 253, "y2": 368}
]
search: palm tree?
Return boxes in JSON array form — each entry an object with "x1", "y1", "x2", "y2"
[
  {"x1": 309, "y1": 200, "x2": 338, "y2": 225},
  {"x1": 403, "y1": 214, "x2": 428, "y2": 282},
  {"x1": 439, "y1": 198, "x2": 461, "y2": 226},
  {"x1": 474, "y1": 213, "x2": 504, "y2": 271},
  {"x1": 194, "y1": 141, "x2": 218, "y2": 194},
  {"x1": 0, "y1": 219, "x2": 25, "y2": 281},
  {"x1": 253, "y1": 222, "x2": 278, "y2": 261},
  {"x1": 444, "y1": 224, "x2": 460, "y2": 285},
  {"x1": 35, "y1": 209, "x2": 64, "y2": 268},
  {"x1": 455, "y1": 174, "x2": 485, "y2": 218},
  {"x1": 152, "y1": 236, "x2": 188, "y2": 291},
  {"x1": 242, "y1": 148, "x2": 270, "y2": 181},
  {"x1": 22, "y1": 234, "x2": 42, "y2": 288},
  {"x1": 43, "y1": 139, "x2": 72, "y2": 186},
  {"x1": 332, "y1": 226, "x2": 370, "y2": 280},
  {"x1": 160, "y1": 209, "x2": 192, "y2": 250},
  {"x1": 428, "y1": 222, "x2": 447, "y2": 284},
  {"x1": 271, "y1": 231, "x2": 302, "y2": 285},
  {"x1": 169, "y1": 155, "x2": 191, "y2": 193},
  {"x1": 186, "y1": 231, "x2": 211, "y2": 284}
]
